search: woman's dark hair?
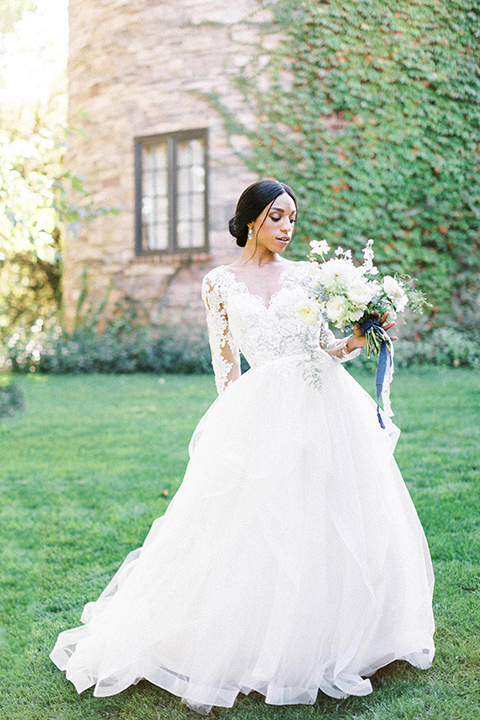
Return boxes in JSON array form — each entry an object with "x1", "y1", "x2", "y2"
[{"x1": 228, "y1": 179, "x2": 297, "y2": 247}]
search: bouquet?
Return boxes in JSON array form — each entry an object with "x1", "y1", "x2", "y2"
[{"x1": 297, "y1": 238, "x2": 427, "y2": 428}]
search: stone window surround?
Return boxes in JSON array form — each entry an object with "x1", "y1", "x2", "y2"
[{"x1": 134, "y1": 128, "x2": 209, "y2": 259}]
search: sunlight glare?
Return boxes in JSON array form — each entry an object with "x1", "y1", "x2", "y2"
[{"x1": 0, "y1": 0, "x2": 68, "y2": 105}]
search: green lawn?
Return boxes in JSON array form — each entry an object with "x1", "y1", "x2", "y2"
[{"x1": 0, "y1": 368, "x2": 479, "y2": 720}]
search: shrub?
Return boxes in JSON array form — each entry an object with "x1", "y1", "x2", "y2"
[
  {"x1": 0, "y1": 382, "x2": 25, "y2": 417},
  {"x1": 1, "y1": 321, "x2": 213, "y2": 375},
  {"x1": 356, "y1": 326, "x2": 480, "y2": 370},
  {"x1": 3, "y1": 320, "x2": 479, "y2": 376}
]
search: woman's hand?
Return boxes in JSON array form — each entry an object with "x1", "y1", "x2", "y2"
[{"x1": 347, "y1": 312, "x2": 397, "y2": 352}]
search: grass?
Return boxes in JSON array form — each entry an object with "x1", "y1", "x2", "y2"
[{"x1": 0, "y1": 368, "x2": 479, "y2": 720}]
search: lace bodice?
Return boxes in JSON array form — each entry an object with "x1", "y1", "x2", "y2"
[{"x1": 202, "y1": 263, "x2": 360, "y2": 394}]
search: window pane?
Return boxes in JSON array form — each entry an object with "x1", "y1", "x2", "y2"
[
  {"x1": 177, "y1": 140, "x2": 192, "y2": 168},
  {"x1": 177, "y1": 191, "x2": 193, "y2": 221},
  {"x1": 153, "y1": 145, "x2": 167, "y2": 170},
  {"x1": 143, "y1": 169, "x2": 154, "y2": 197},
  {"x1": 175, "y1": 137, "x2": 206, "y2": 249},
  {"x1": 177, "y1": 220, "x2": 192, "y2": 249},
  {"x1": 144, "y1": 221, "x2": 168, "y2": 251},
  {"x1": 191, "y1": 221, "x2": 205, "y2": 248},
  {"x1": 143, "y1": 145, "x2": 156, "y2": 171},
  {"x1": 192, "y1": 193, "x2": 205, "y2": 222},
  {"x1": 192, "y1": 165, "x2": 205, "y2": 193},
  {"x1": 142, "y1": 142, "x2": 168, "y2": 252},
  {"x1": 190, "y1": 139, "x2": 203, "y2": 166},
  {"x1": 177, "y1": 166, "x2": 191, "y2": 195},
  {"x1": 155, "y1": 196, "x2": 167, "y2": 221},
  {"x1": 153, "y1": 170, "x2": 167, "y2": 197}
]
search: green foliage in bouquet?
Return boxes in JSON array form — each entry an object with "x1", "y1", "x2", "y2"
[{"x1": 209, "y1": 0, "x2": 480, "y2": 324}]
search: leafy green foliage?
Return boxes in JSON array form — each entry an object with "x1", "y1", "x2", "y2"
[
  {"x1": 0, "y1": 0, "x2": 117, "y2": 341},
  {"x1": 0, "y1": 104, "x2": 64, "y2": 336},
  {"x1": 1, "y1": 315, "x2": 212, "y2": 375},
  {"x1": 0, "y1": 103, "x2": 119, "y2": 341},
  {"x1": 211, "y1": 0, "x2": 480, "y2": 323}
]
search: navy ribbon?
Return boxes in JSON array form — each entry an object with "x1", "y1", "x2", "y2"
[{"x1": 360, "y1": 318, "x2": 393, "y2": 430}]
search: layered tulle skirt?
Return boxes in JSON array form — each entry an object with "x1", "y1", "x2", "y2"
[{"x1": 50, "y1": 354, "x2": 435, "y2": 714}]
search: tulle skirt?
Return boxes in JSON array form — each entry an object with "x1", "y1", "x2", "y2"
[{"x1": 50, "y1": 355, "x2": 435, "y2": 714}]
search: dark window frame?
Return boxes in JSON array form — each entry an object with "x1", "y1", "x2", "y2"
[{"x1": 134, "y1": 128, "x2": 209, "y2": 256}]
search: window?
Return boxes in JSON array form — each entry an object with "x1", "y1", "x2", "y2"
[{"x1": 135, "y1": 129, "x2": 209, "y2": 256}]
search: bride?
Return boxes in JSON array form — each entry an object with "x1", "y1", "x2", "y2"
[{"x1": 50, "y1": 179, "x2": 435, "y2": 715}]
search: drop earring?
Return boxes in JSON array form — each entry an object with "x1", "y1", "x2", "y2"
[{"x1": 247, "y1": 227, "x2": 253, "y2": 241}]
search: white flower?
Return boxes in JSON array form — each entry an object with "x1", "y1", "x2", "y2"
[
  {"x1": 310, "y1": 239, "x2": 330, "y2": 255},
  {"x1": 348, "y1": 278, "x2": 376, "y2": 309},
  {"x1": 295, "y1": 298, "x2": 320, "y2": 326},
  {"x1": 335, "y1": 246, "x2": 353, "y2": 260},
  {"x1": 383, "y1": 276, "x2": 408, "y2": 311},
  {"x1": 395, "y1": 294, "x2": 408, "y2": 312},
  {"x1": 317, "y1": 258, "x2": 356, "y2": 291},
  {"x1": 349, "y1": 306, "x2": 365, "y2": 322},
  {"x1": 362, "y1": 238, "x2": 378, "y2": 274},
  {"x1": 325, "y1": 295, "x2": 349, "y2": 327}
]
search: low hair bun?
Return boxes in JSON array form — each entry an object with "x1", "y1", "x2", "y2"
[
  {"x1": 236, "y1": 229, "x2": 247, "y2": 248},
  {"x1": 228, "y1": 217, "x2": 237, "y2": 238},
  {"x1": 228, "y1": 216, "x2": 248, "y2": 247}
]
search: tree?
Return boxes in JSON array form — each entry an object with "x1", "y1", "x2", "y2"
[
  {"x1": 0, "y1": 0, "x2": 65, "y2": 337},
  {"x1": 0, "y1": 0, "x2": 113, "y2": 340},
  {"x1": 0, "y1": 0, "x2": 36, "y2": 35}
]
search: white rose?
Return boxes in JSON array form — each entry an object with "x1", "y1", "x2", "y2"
[
  {"x1": 317, "y1": 258, "x2": 356, "y2": 291},
  {"x1": 295, "y1": 298, "x2": 320, "y2": 326},
  {"x1": 349, "y1": 306, "x2": 365, "y2": 322},
  {"x1": 307, "y1": 263, "x2": 325, "y2": 290},
  {"x1": 383, "y1": 275, "x2": 402, "y2": 298},
  {"x1": 348, "y1": 278, "x2": 375, "y2": 308},
  {"x1": 383, "y1": 276, "x2": 408, "y2": 311},
  {"x1": 395, "y1": 294, "x2": 409, "y2": 312},
  {"x1": 326, "y1": 295, "x2": 349, "y2": 327}
]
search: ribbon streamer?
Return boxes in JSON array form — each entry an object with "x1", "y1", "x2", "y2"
[{"x1": 360, "y1": 318, "x2": 395, "y2": 429}]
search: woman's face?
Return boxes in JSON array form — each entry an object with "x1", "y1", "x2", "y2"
[{"x1": 248, "y1": 192, "x2": 297, "y2": 254}]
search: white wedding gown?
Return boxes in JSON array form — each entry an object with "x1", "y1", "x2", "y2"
[{"x1": 50, "y1": 262, "x2": 435, "y2": 714}]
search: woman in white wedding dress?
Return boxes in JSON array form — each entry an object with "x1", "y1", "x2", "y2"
[{"x1": 50, "y1": 179, "x2": 435, "y2": 715}]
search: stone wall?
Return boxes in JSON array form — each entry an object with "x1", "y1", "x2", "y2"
[{"x1": 64, "y1": 0, "x2": 262, "y2": 328}]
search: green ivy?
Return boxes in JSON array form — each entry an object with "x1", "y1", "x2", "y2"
[{"x1": 211, "y1": 0, "x2": 480, "y2": 323}]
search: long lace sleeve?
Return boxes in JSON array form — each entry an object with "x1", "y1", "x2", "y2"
[
  {"x1": 319, "y1": 324, "x2": 362, "y2": 363},
  {"x1": 202, "y1": 276, "x2": 241, "y2": 394}
]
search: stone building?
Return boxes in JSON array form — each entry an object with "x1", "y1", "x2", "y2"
[{"x1": 64, "y1": 0, "x2": 265, "y2": 328}]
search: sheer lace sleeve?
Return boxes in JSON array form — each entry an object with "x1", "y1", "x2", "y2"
[
  {"x1": 202, "y1": 275, "x2": 241, "y2": 394},
  {"x1": 319, "y1": 324, "x2": 362, "y2": 363}
]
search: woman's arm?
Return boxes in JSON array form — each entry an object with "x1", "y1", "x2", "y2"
[{"x1": 202, "y1": 277, "x2": 241, "y2": 394}]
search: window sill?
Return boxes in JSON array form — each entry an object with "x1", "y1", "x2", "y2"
[{"x1": 132, "y1": 251, "x2": 212, "y2": 265}]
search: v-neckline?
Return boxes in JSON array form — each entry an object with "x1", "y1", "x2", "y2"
[{"x1": 221, "y1": 264, "x2": 293, "y2": 310}]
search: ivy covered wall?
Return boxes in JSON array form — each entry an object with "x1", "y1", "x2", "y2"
[{"x1": 213, "y1": 0, "x2": 480, "y2": 325}]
